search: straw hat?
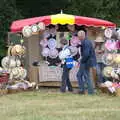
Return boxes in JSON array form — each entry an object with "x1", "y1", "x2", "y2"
[
  {"x1": 11, "y1": 45, "x2": 26, "y2": 56},
  {"x1": 103, "y1": 66, "x2": 113, "y2": 77},
  {"x1": 94, "y1": 36, "x2": 104, "y2": 42},
  {"x1": 1, "y1": 56, "x2": 16, "y2": 69},
  {"x1": 114, "y1": 54, "x2": 120, "y2": 64}
]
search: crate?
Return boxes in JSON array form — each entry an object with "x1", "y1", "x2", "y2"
[
  {"x1": 0, "y1": 89, "x2": 8, "y2": 95},
  {"x1": 0, "y1": 74, "x2": 9, "y2": 84}
]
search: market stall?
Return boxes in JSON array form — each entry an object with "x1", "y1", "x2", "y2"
[{"x1": 8, "y1": 13, "x2": 116, "y2": 87}]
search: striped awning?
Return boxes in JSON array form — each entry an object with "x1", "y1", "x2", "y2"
[{"x1": 10, "y1": 13, "x2": 116, "y2": 32}]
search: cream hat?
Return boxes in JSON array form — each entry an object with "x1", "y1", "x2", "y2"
[{"x1": 95, "y1": 36, "x2": 104, "y2": 42}]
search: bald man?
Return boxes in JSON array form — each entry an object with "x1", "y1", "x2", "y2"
[{"x1": 76, "y1": 30, "x2": 96, "y2": 94}]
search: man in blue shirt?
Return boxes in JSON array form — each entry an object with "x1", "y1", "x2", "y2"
[{"x1": 76, "y1": 30, "x2": 97, "y2": 94}]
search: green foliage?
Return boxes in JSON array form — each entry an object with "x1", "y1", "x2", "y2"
[
  {"x1": 0, "y1": 0, "x2": 23, "y2": 58},
  {"x1": 0, "y1": 0, "x2": 120, "y2": 59}
]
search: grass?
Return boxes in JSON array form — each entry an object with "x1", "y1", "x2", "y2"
[{"x1": 0, "y1": 88, "x2": 120, "y2": 120}]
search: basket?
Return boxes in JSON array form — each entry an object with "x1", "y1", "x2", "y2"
[{"x1": 116, "y1": 88, "x2": 120, "y2": 96}]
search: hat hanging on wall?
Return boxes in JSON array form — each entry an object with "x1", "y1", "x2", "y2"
[
  {"x1": 38, "y1": 22, "x2": 45, "y2": 31},
  {"x1": 94, "y1": 36, "x2": 104, "y2": 42},
  {"x1": 31, "y1": 24, "x2": 39, "y2": 34},
  {"x1": 40, "y1": 39, "x2": 48, "y2": 48},
  {"x1": 103, "y1": 66, "x2": 113, "y2": 77},
  {"x1": 117, "y1": 29, "x2": 120, "y2": 40},
  {"x1": 22, "y1": 26, "x2": 32, "y2": 38},
  {"x1": 41, "y1": 47, "x2": 50, "y2": 57},
  {"x1": 49, "y1": 48, "x2": 58, "y2": 59},
  {"x1": 48, "y1": 38, "x2": 57, "y2": 49},
  {"x1": 104, "y1": 28, "x2": 113, "y2": 38}
]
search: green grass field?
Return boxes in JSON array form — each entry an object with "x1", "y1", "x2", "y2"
[{"x1": 0, "y1": 89, "x2": 120, "y2": 120}]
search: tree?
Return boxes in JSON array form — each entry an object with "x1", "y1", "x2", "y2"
[{"x1": 0, "y1": 0, "x2": 23, "y2": 58}]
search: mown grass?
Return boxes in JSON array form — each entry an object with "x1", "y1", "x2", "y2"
[{"x1": 0, "y1": 89, "x2": 120, "y2": 120}]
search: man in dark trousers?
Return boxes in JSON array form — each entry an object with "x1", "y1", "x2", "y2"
[
  {"x1": 59, "y1": 38, "x2": 73, "y2": 93},
  {"x1": 77, "y1": 30, "x2": 97, "y2": 94}
]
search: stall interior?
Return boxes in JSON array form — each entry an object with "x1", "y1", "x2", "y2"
[{"x1": 23, "y1": 24, "x2": 104, "y2": 87}]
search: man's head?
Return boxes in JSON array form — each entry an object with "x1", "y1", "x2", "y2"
[
  {"x1": 77, "y1": 30, "x2": 86, "y2": 41},
  {"x1": 60, "y1": 38, "x2": 68, "y2": 47}
]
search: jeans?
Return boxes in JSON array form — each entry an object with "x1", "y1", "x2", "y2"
[
  {"x1": 96, "y1": 63, "x2": 106, "y2": 83},
  {"x1": 60, "y1": 65, "x2": 73, "y2": 92},
  {"x1": 77, "y1": 63, "x2": 94, "y2": 94}
]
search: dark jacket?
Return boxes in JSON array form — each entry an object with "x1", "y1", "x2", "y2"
[{"x1": 80, "y1": 39, "x2": 97, "y2": 68}]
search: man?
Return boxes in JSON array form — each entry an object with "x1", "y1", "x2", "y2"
[
  {"x1": 59, "y1": 38, "x2": 73, "y2": 93},
  {"x1": 76, "y1": 30, "x2": 97, "y2": 94},
  {"x1": 94, "y1": 36, "x2": 106, "y2": 84}
]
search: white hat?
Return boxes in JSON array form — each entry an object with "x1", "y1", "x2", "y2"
[
  {"x1": 104, "y1": 28, "x2": 112, "y2": 38},
  {"x1": 95, "y1": 36, "x2": 104, "y2": 42},
  {"x1": 31, "y1": 24, "x2": 39, "y2": 33},
  {"x1": 22, "y1": 26, "x2": 32, "y2": 38}
]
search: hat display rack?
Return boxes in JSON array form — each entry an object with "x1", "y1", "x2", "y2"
[{"x1": 102, "y1": 27, "x2": 120, "y2": 83}]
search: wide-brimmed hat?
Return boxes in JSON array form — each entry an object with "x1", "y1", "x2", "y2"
[
  {"x1": 94, "y1": 36, "x2": 104, "y2": 42},
  {"x1": 103, "y1": 66, "x2": 113, "y2": 77},
  {"x1": 49, "y1": 49, "x2": 58, "y2": 59},
  {"x1": 22, "y1": 25, "x2": 32, "y2": 38},
  {"x1": 104, "y1": 28, "x2": 113, "y2": 38},
  {"x1": 41, "y1": 47, "x2": 50, "y2": 57}
]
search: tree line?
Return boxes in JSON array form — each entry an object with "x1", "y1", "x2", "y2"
[{"x1": 0, "y1": 0, "x2": 120, "y2": 58}]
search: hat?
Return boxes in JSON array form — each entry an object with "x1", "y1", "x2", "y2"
[
  {"x1": 48, "y1": 38, "x2": 57, "y2": 49},
  {"x1": 40, "y1": 39, "x2": 48, "y2": 48},
  {"x1": 104, "y1": 28, "x2": 112, "y2": 38},
  {"x1": 22, "y1": 26, "x2": 32, "y2": 38},
  {"x1": 102, "y1": 54, "x2": 114, "y2": 65},
  {"x1": 11, "y1": 45, "x2": 26, "y2": 56},
  {"x1": 49, "y1": 49, "x2": 58, "y2": 58},
  {"x1": 38, "y1": 22, "x2": 45, "y2": 31},
  {"x1": 31, "y1": 24, "x2": 39, "y2": 33},
  {"x1": 41, "y1": 47, "x2": 50, "y2": 57},
  {"x1": 103, "y1": 66, "x2": 113, "y2": 77},
  {"x1": 114, "y1": 54, "x2": 120, "y2": 64},
  {"x1": 94, "y1": 36, "x2": 104, "y2": 42}
]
